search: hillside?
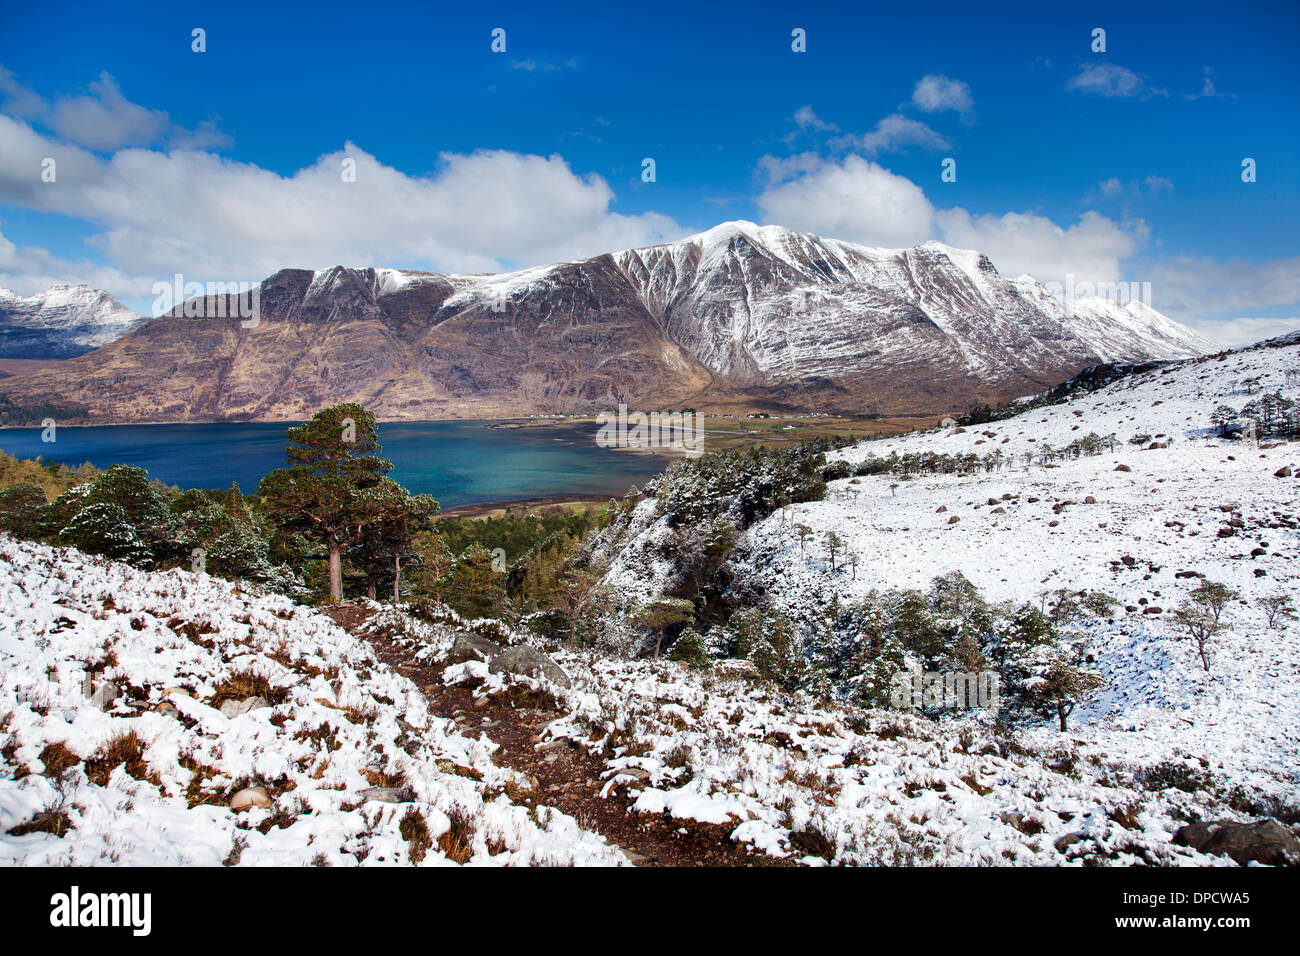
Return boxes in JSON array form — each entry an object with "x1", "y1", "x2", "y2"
[
  {"x1": 583, "y1": 334, "x2": 1300, "y2": 860},
  {"x1": 0, "y1": 538, "x2": 622, "y2": 866}
]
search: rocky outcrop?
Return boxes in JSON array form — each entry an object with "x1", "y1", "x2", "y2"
[{"x1": 1173, "y1": 818, "x2": 1300, "y2": 866}]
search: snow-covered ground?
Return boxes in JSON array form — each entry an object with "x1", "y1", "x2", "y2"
[
  {"x1": 378, "y1": 604, "x2": 1241, "y2": 866},
  {"x1": 566, "y1": 336, "x2": 1300, "y2": 864},
  {"x1": 0, "y1": 538, "x2": 622, "y2": 866},
  {"x1": 736, "y1": 338, "x2": 1300, "y2": 815}
]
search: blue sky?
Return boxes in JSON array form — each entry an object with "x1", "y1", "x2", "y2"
[{"x1": 0, "y1": 0, "x2": 1296, "y2": 343}]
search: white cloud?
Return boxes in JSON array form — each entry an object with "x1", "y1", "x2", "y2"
[
  {"x1": 1144, "y1": 255, "x2": 1300, "y2": 317},
  {"x1": 834, "y1": 113, "x2": 950, "y2": 156},
  {"x1": 1065, "y1": 62, "x2": 1164, "y2": 99},
  {"x1": 0, "y1": 66, "x2": 232, "y2": 153},
  {"x1": 911, "y1": 74, "x2": 973, "y2": 120},
  {"x1": 48, "y1": 73, "x2": 172, "y2": 150},
  {"x1": 0, "y1": 116, "x2": 684, "y2": 292},
  {"x1": 937, "y1": 208, "x2": 1139, "y2": 286},
  {"x1": 793, "y1": 105, "x2": 838, "y2": 133},
  {"x1": 0, "y1": 227, "x2": 151, "y2": 299},
  {"x1": 1182, "y1": 317, "x2": 1299, "y2": 348},
  {"x1": 757, "y1": 155, "x2": 935, "y2": 248}
]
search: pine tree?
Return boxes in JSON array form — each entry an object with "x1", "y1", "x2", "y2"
[
  {"x1": 0, "y1": 483, "x2": 49, "y2": 537},
  {"x1": 633, "y1": 596, "x2": 695, "y2": 659},
  {"x1": 258, "y1": 404, "x2": 393, "y2": 601},
  {"x1": 443, "y1": 543, "x2": 507, "y2": 619}
]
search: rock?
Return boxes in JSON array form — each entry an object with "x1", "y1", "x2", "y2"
[
  {"x1": 987, "y1": 498, "x2": 1000, "y2": 506},
  {"x1": 1120, "y1": 555, "x2": 1136, "y2": 567},
  {"x1": 1114, "y1": 464, "x2": 1131, "y2": 472},
  {"x1": 1172, "y1": 819, "x2": 1300, "y2": 867},
  {"x1": 947, "y1": 515, "x2": 960, "y2": 524},
  {"x1": 1085, "y1": 495, "x2": 1097, "y2": 504},
  {"x1": 220, "y1": 696, "x2": 270, "y2": 718},
  {"x1": 489, "y1": 645, "x2": 571, "y2": 688},
  {"x1": 935, "y1": 505, "x2": 947, "y2": 513},
  {"x1": 612, "y1": 766, "x2": 651, "y2": 781},
  {"x1": 1275, "y1": 465, "x2": 1293, "y2": 478},
  {"x1": 358, "y1": 786, "x2": 416, "y2": 804},
  {"x1": 230, "y1": 786, "x2": 271, "y2": 812},
  {"x1": 447, "y1": 632, "x2": 504, "y2": 665},
  {"x1": 990, "y1": 507, "x2": 1006, "y2": 514},
  {"x1": 1054, "y1": 832, "x2": 1086, "y2": 853}
]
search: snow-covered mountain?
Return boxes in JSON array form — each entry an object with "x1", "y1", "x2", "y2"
[
  {"x1": 612, "y1": 221, "x2": 1214, "y2": 388},
  {"x1": 0, "y1": 223, "x2": 1215, "y2": 421},
  {"x1": 0, "y1": 284, "x2": 147, "y2": 359}
]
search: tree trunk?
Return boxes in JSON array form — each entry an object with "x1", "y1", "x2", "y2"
[
  {"x1": 654, "y1": 629, "x2": 664, "y2": 659},
  {"x1": 393, "y1": 554, "x2": 402, "y2": 603},
  {"x1": 1057, "y1": 704, "x2": 1069, "y2": 732},
  {"x1": 366, "y1": 578, "x2": 376, "y2": 601},
  {"x1": 328, "y1": 539, "x2": 343, "y2": 602}
]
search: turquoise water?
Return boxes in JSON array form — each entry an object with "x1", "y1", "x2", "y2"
[{"x1": 0, "y1": 420, "x2": 670, "y2": 508}]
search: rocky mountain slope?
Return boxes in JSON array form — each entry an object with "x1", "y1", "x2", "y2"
[
  {"x1": 0, "y1": 285, "x2": 146, "y2": 359},
  {"x1": 0, "y1": 223, "x2": 1215, "y2": 422}
]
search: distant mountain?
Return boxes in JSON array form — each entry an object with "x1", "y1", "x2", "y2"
[
  {"x1": 0, "y1": 284, "x2": 147, "y2": 359},
  {"x1": 0, "y1": 222, "x2": 1215, "y2": 422}
]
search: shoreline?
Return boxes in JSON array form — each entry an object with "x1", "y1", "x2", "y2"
[{"x1": 437, "y1": 494, "x2": 614, "y2": 519}]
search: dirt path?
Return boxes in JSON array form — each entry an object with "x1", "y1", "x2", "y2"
[{"x1": 324, "y1": 605, "x2": 787, "y2": 867}]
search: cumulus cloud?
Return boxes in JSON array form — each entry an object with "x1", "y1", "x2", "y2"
[
  {"x1": 0, "y1": 227, "x2": 153, "y2": 299},
  {"x1": 937, "y1": 208, "x2": 1139, "y2": 286},
  {"x1": 911, "y1": 74, "x2": 973, "y2": 121},
  {"x1": 0, "y1": 67, "x2": 231, "y2": 152},
  {"x1": 757, "y1": 155, "x2": 935, "y2": 248},
  {"x1": 793, "y1": 105, "x2": 838, "y2": 133},
  {"x1": 1065, "y1": 62, "x2": 1165, "y2": 99},
  {"x1": 0, "y1": 115, "x2": 684, "y2": 293},
  {"x1": 836, "y1": 113, "x2": 950, "y2": 156}
]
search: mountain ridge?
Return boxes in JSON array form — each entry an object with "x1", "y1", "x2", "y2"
[
  {"x1": 0, "y1": 222, "x2": 1217, "y2": 422},
  {"x1": 0, "y1": 284, "x2": 148, "y2": 359}
]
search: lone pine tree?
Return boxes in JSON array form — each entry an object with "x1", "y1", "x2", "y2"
[{"x1": 259, "y1": 404, "x2": 411, "y2": 602}]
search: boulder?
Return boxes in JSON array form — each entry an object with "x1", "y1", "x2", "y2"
[
  {"x1": 447, "y1": 632, "x2": 504, "y2": 665},
  {"x1": 358, "y1": 786, "x2": 416, "y2": 803},
  {"x1": 947, "y1": 515, "x2": 960, "y2": 524},
  {"x1": 489, "y1": 645, "x2": 571, "y2": 688},
  {"x1": 230, "y1": 786, "x2": 271, "y2": 812},
  {"x1": 1172, "y1": 818, "x2": 1300, "y2": 867},
  {"x1": 220, "y1": 696, "x2": 270, "y2": 718},
  {"x1": 1114, "y1": 464, "x2": 1131, "y2": 472},
  {"x1": 1275, "y1": 465, "x2": 1293, "y2": 478}
]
